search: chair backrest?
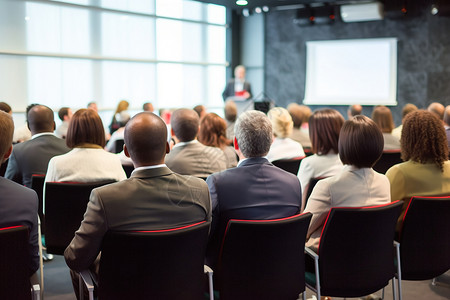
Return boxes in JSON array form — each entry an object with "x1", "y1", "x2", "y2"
[
  {"x1": 0, "y1": 226, "x2": 31, "y2": 300},
  {"x1": 45, "y1": 180, "x2": 115, "y2": 255},
  {"x1": 121, "y1": 165, "x2": 134, "y2": 178},
  {"x1": 98, "y1": 221, "x2": 210, "y2": 300},
  {"x1": 0, "y1": 158, "x2": 8, "y2": 177},
  {"x1": 114, "y1": 139, "x2": 125, "y2": 154},
  {"x1": 271, "y1": 156, "x2": 304, "y2": 175},
  {"x1": 317, "y1": 201, "x2": 403, "y2": 297},
  {"x1": 31, "y1": 174, "x2": 46, "y2": 234},
  {"x1": 304, "y1": 177, "x2": 327, "y2": 207},
  {"x1": 398, "y1": 196, "x2": 450, "y2": 280},
  {"x1": 372, "y1": 150, "x2": 402, "y2": 174},
  {"x1": 218, "y1": 213, "x2": 312, "y2": 300}
]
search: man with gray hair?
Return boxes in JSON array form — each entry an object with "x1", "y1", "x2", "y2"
[{"x1": 205, "y1": 110, "x2": 302, "y2": 269}]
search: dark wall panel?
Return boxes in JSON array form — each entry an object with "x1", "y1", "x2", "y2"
[{"x1": 265, "y1": 4, "x2": 450, "y2": 124}]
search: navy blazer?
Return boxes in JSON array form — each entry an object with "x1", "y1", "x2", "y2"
[
  {"x1": 222, "y1": 79, "x2": 252, "y2": 101},
  {"x1": 206, "y1": 157, "x2": 302, "y2": 268}
]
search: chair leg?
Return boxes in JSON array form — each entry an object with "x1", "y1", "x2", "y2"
[
  {"x1": 302, "y1": 291, "x2": 306, "y2": 300},
  {"x1": 314, "y1": 258, "x2": 321, "y2": 300},
  {"x1": 37, "y1": 215, "x2": 44, "y2": 300},
  {"x1": 204, "y1": 265, "x2": 214, "y2": 300},
  {"x1": 391, "y1": 278, "x2": 397, "y2": 300},
  {"x1": 381, "y1": 287, "x2": 385, "y2": 299},
  {"x1": 394, "y1": 242, "x2": 402, "y2": 300}
]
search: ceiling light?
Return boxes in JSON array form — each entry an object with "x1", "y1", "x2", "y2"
[
  {"x1": 255, "y1": 7, "x2": 262, "y2": 14},
  {"x1": 236, "y1": 0, "x2": 248, "y2": 6},
  {"x1": 242, "y1": 8, "x2": 250, "y2": 17},
  {"x1": 262, "y1": 6, "x2": 269, "y2": 12}
]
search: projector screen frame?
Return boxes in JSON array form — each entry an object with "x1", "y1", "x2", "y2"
[{"x1": 303, "y1": 37, "x2": 398, "y2": 106}]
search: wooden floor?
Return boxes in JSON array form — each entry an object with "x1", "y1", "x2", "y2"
[{"x1": 42, "y1": 255, "x2": 450, "y2": 300}]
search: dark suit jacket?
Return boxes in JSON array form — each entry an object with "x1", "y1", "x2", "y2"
[
  {"x1": 5, "y1": 134, "x2": 70, "y2": 188},
  {"x1": 0, "y1": 177, "x2": 39, "y2": 276},
  {"x1": 222, "y1": 79, "x2": 252, "y2": 101},
  {"x1": 165, "y1": 141, "x2": 227, "y2": 178},
  {"x1": 205, "y1": 157, "x2": 302, "y2": 268},
  {"x1": 64, "y1": 166, "x2": 211, "y2": 272}
]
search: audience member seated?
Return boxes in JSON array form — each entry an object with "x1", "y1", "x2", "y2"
[
  {"x1": 304, "y1": 115, "x2": 389, "y2": 252},
  {"x1": 266, "y1": 107, "x2": 305, "y2": 162},
  {"x1": 224, "y1": 100, "x2": 237, "y2": 141},
  {"x1": 142, "y1": 102, "x2": 154, "y2": 112},
  {"x1": 444, "y1": 105, "x2": 450, "y2": 150},
  {"x1": 13, "y1": 103, "x2": 37, "y2": 144},
  {"x1": 372, "y1": 105, "x2": 400, "y2": 150},
  {"x1": 109, "y1": 100, "x2": 129, "y2": 135},
  {"x1": 0, "y1": 102, "x2": 12, "y2": 114},
  {"x1": 87, "y1": 101, "x2": 98, "y2": 112},
  {"x1": 205, "y1": 110, "x2": 302, "y2": 269},
  {"x1": 386, "y1": 110, "x2": 450, "y2": 228},
  {"x1": 287, "y1": 103, "x2": 312, "y2": 149},
  {"x1": 347, "y1": 104, "x2": 362, "y2": 119},
  {"x1": 64, "y1": 112, "x2": 211, "y2": 298},
  {"x1": 0, "y1": 111, "x2": 39, "y2": 279},
  {"x1": 5, "y1": 105, "x2": 70, "y2": 188},
  {"x1": 165, "y1": 108, "x2": 227, "y2": 178},
  {"x1": 297, "y1": 109, "x2": 344, "y2": 207},
  {"x1": 427, "y1": 101, "x2": 445, "y2": 123},
  {"x1": 392, "y1": 103, "x2": 418, "y2": 139},
  {"x1": 198, "y1": 113, "x2": 238, "y2": 168},
  {"x1": 105, "y1": 111, "x2": 131, "y2": 153},
  {"x1": 45, "y1": 109, "x2": 126, "y2": 184},
  {"x1": 193, "y1": 104, "x2": 207, "y2": 119},
  {"x1": 298, "y1": 105, "x2": 312, "y2": 136},
  {"x1": 55, "y1": 107, "x2": 73, "y2": 139}
]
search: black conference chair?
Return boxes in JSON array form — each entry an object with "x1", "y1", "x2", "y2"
[
  {"x1": 114, "y1": 139, "x2": 125, "y2": 154},
  {"x1": 271, "y1": 156, "x2": 305, "y2": 175},
  {"x1": 373, "y1": 150, "x2": 402, "y2": 174},
  {"x1": 396, "y1": 196, "x2": 450, "y2": 298},
  {"x1": 44, "y1": 180, "x2": 115, "y2": 255},
  {"x1": 304, "y1": 177, "x2": 327, "y2": 208},
  {"x1": 0, "y1": 225, "x2": 40, "y2": 300},
  {"x1": 305, "y1": 201, "x2": 403, "y2": 300},
  {"x1": 30, "y1": 174, "x2": 46, "y2": 235},
  {"x1": 80, "y1": 221, "x2": 213, "y2": 300},
  {"x1": 121, "y1": 164, "x2": 134, "y2": 178},
  {"x1": 217, "y1": 213, "x2": 312, "y2": 300}
]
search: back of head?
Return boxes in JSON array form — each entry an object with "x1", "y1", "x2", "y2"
[
  {"x1": 224, "y1": 100, "x2": 237, "y2": 122},
  {"x1": 115, "y1": 100, "x2": 129, "y2": 114},
  {"x1": 125, "y1": 112, "x2": 168, "y2": 166},
  {"x1": 339, "y1": 115, "x2": 384, "y2": 168},
  {"x1": 287, "y1": 103, "x2": 304, "y2": 128},
  {"x1": 401, "y1": 110, "x2": 448, "y2": 171},
  {"x1": 0, "y1": 111, "x2": 14, "y2": 159},
  {"x1": 298, "y1": 105, "x2": 312, "y2": 124},
  {"x1": 427, "y1": 102, "x2": 445, "y2": 120},
  {"x1": 371, "y1": 105, "x2": 394, "y2": 133},
  {"x1": 58, "y1": 107, "x2": 70, "y2": 121},
  {"x1": 171, "y1": 108, "x2": 199, "y2": 142},
  {"x1": 235, "y1": 110, "x2": 272, "y2": 158},
  {"x1": 87, "y1": 102, "x2": 98, "y2": 112},
  {"x1": 198, "y1": 113, "x2": 230, "y2": 148},
  {"x1": 267, "y1": 107, "x2": 293, "y2": 138},
  {"x1": 402, "y1": 103, "x2": 418, "y2": 119},
  {"x1": 27, "y1": 105, "x2": 55, "y2": 134},
  {"x1": 66, "y1": 109, "x2": 106, "y2": 148},
  {"x1": 193, "y1": 105, "x2": 206, "y2": 119},
  {"x1": 0, "y1": 102, "x2": 12, "y2": 114},
  {"x1": 309, "y1": 108, "x2": 344, "y2": 155},
  {"x1": 348, "y1": 104, "x2": 363, "y2": 118},
  {"x1": 444, "y1": 105, "x2": 450, "y2": 126},
  {"x1": 143, "y1": 102, "x2": 154, "y2": 112}
]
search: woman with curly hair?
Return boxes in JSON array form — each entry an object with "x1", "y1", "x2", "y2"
[
  {"x1": 386, "y1": 110, "x2": 450, "y2": 226},
  {"x1": 266, "y1": 107, "x2": 305, "y2": 162},
  {"x1": 198, "y1": 112, "x2": 237, "y2": 168}
]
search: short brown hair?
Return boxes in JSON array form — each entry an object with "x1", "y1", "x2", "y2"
[
  {"x1": 66, "y1": 109, "x2": 106, "y2": 148},
  {"x1": 371, "y1": 105, "x2": 395, "y2": 133},
  {"x1": 287, "y1": 103, "x2": 305, "y2": 128},
  {"x1": 401, "y1": 110, "x2": 448, "y2": 171},
  {"x1": 171, "y1": 108, "x2": 199, "y2": 142},
  {"x1": 0, "y1": 102, "x2": 12, "y2": 114},
  {"x1": 339, "y1": 115, "x2": 384, "y2": 168},
  {"x1": 0, "y1": 111, "x2": 14, "y2": 159},
  {"x1": 402, "y1": 103, "x2": 418, "y2": 119},
  {"x1": 224, "y1": 100, "x2": 237, "y2": 122},
  {"x1": 198, "y1": 113, "x2": 231, "y2": 149},
  {"x1": 309, "y1": 109, "x2": 344, "y2": 155}
]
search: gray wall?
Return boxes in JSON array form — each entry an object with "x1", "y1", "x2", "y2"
[{"x1": 264, "y1": 5, "x2": 450, "y2": 124}]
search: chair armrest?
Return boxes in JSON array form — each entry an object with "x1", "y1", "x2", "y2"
[
  {"x1": 79, "y1": 269, "x2": 95, "y2": 300},
  {"x1": 204, "y1": 265, "x2": 213, "y2": 274},
  {"x1": 305, "y1": 246, "x2": 319, "y2": 260},
  {"x1": 32, "y1": 284, "x2": 40, "y2": 300},
  {"x1": 204, "y1": 265, "x2": 214, "y2": 300}
]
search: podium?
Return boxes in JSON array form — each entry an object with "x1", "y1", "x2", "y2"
[{"x1": 225, "y1": 97, "x2": 274, "y2": 116}]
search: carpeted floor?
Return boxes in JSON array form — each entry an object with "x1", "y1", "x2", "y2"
[{"x1": 41, "y1": 255, "x2": 450, "y2": 300}]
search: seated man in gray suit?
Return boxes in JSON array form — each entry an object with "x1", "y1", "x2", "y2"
[
  {"x1": 165, "y1": 108, "x2": 227, "y2": 178},
  {"x1": 205, "y1": 110, "x2": 302, "y2": 269},
  {"x1": 0, "y1": 111, "x2": 40, "y2": 280},
  {"x1": 64, "y1": 112, "x2": 211, "y2": 298},
  {"x1": 5, "y1": 104, "x2": 70, "y2": 188}
]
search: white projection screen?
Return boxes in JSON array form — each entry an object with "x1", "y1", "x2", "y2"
[{"x1": 303, "y1": 38, "x2": 398, "y2": 106}]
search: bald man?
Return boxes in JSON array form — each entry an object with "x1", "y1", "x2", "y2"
[
  {"x1": 347, "y1": 104, "x2": 362, "y2": 120},
  {"x1": 165, "y1": 108, "x2": 227, "y2": 178},
  {"x1": 428, "y1": 102, "x2": 445, "y2": 121},
  {"x1": 5, "y1": 104, "x2": 70, "y2": 187},
  {"x1": 64, "y1": 112, "x2": 211, "y2": 290}
]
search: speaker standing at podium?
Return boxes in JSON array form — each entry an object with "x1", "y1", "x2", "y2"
[{"x1": 222, "y1": 65, "x2": 252, "y2": 101}]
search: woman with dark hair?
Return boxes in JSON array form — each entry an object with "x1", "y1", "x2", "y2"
[
  {"x1": 45, "y1": 109, "x2": 126, "y2": 183},
  {"x1": 304, "y1": 115, "x2": 390, "y2": 252},
  {"x1": 297, "y1": 109, "x2": 344, "y2": 205},
  {"x1": 371, "y1": 105, "x2": 400, "y2": 150},
  {"x1": 386, "y1": 110, "x2": 450, "y2": 225},
  {"x1": 198, "y1": 113, "x2": 237, "y2": 168}
]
